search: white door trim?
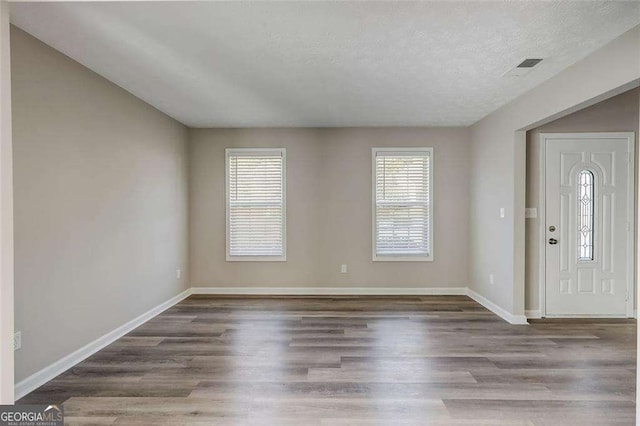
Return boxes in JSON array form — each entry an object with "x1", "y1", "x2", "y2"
[{"x1": 539, "y1": 132, "x2": 636, "y2": 318}]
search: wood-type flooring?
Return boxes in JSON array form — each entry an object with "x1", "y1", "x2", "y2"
[{"x1": 19, "y1": 295, "x2": 636, "y2": 425}]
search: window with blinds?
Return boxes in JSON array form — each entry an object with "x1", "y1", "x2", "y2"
[
  {"x1": 373, "y1": 148, "x2": 433, "y2": 261},
  {"x1": 226, "y1": 148, "x2": 286, "y2": 261}
]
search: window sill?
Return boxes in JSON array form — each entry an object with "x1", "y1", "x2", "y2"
[
  {"x1": 372, "y1": 255, "x2": 433, "y2": 262},
  {"x1": 227, "y1": 255, "x2": 287, "y2": 262}
]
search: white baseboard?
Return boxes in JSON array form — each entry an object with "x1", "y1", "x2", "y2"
[
  {"x1": 190, "y1": 286, "x2": 468, "y2": 296},
  {"x1": 14, "y1": 288, "x2": 192, "y2": 401},
  {"x1": 525, "y1": 309, "x2": 542, "y2": 319},
  {"x1": 466, "y1": 288, "x2": 529, "y2": 325}
]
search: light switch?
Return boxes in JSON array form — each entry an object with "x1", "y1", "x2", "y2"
[
  {"x1": 14, "y1": 331, "x2": 21, "y2": 351},
  {"x1": 500, "y1": 208, "x2": 505, "y2": 219}
]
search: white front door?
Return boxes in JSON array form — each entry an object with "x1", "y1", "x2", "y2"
[{"x1": 544, "y1": 133, "x2": 634, "y2": 317}]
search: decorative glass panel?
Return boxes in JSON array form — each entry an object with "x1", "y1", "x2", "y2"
[{"x1": 577, "y1": 170, "x2": 595, "y2": 261}]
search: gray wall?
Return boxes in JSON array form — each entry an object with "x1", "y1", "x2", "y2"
[
  {"x1": 189, "y1": 127, "x2": 470, "y2": 288},
  {"x1": 12, "y1": 27, "x2": 189, "y2": 382},
  {"x1": 525, "y1": 89, "x2": 640, "y2": 312}
]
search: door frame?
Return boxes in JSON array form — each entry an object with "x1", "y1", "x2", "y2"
[{"x1": 539, "y1": 132, "x2": 636, "y2": 318}]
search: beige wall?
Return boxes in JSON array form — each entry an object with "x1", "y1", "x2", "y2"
[
  {"x1": 11, "y1": 27, "x2": 189, "y2": 382},
  {"x1": 189, "y1": 127, "x2": 470, "y2": 288},
  {"x1": 0, "y1": 2, "x2": 14, "y2": 403},
  {"x1": 525, "y1": 89, "x2": 640, "y2": 312},
  {"x1": 469, "y1": 25, "x2": 640, "y2": 318}
]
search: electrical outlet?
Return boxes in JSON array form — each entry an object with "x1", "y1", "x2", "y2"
[
  {"x1": 13, "y1": 331, "x2": 21, "y2": 351},
  {"x1": 489, "y1": 274, "x2": 495, "y2": 285},
  {"x1": 176, "y1": 269, "x2": 181, "y2": 279},
  {"x1": 340, "y1": 264, "x2": 348, "y2": 273}
]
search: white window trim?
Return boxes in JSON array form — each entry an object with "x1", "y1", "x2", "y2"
[
  {"x1": 225, "y1": 148, "x2": 287, "y2": 262},
  {"x1": 371, "y1": 147, "x2": 434, "y2": 262}
]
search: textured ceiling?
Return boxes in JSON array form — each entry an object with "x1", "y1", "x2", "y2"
[{"x1": 10, "y1": 1, "x2": 640, "y2": 128}]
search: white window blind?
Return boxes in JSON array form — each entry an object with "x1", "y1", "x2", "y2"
[
  {"x1": 226, "y1": 148, "x2": 286, "y2": 260},
  {"x1": 373, "y1": 148, "x2": 433, "y2": 261}
]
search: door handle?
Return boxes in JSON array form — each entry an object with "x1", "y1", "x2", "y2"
[{"x1": 549, "y1": 238, "x2": 558, "y2": 245}]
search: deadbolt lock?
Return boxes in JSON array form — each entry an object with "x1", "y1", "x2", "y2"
[{"x1": 548, "y1": 226, "x2": 556, "y2": 232}]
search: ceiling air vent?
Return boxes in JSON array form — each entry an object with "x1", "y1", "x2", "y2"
[
  {"x1": 517, "y1": 58, "x2": 543, "y2": 68},
  {"x1": 503, "y1": 58, "x2": 544, "y2": 77}
]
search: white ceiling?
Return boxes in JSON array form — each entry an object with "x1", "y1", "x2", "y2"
[{"x1": 10, "y1": 1, "x2": 640, "y2": 128}]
